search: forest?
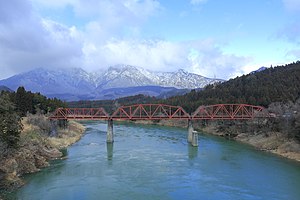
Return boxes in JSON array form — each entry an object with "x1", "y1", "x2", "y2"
[
  {"x1": 0, "y1": 87, "x2": 65, "y2": 148},
  {"x1": 159, "y1": 61, "x2": 300, "y2": 141}
]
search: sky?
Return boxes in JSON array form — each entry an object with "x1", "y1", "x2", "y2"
[{"x1": 0, "y1": 0, "x2": 299, "y2": 80}]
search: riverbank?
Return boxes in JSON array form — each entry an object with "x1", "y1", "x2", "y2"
[
  {"x1": 197, "y1": 125, "x2": 300, "y2": 162},
  {"x1": 0, "y1": 118, "x2": 85, "y2": 194},
  {"x1": 134, "y1": 119, "x2": 300, "y2": 162}
]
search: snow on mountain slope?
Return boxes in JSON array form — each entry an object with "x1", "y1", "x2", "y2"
[
  {"x1": 0, "y1": 67, "x2": 95, "y2": 94},
  {"x1": 95, "y1": 65, "x2": 222, "y2": 90},
  {"x1": 0, "y1": 65, "x2": 223, "y2": 100}
]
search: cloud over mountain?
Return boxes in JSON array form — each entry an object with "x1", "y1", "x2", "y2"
[{"x1": 0, "y1": 0, "x2": 298, "y2": 80}]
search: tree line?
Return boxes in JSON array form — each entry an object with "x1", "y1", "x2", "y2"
[{"x1": 0, "y1": 87, "x2": 66, "y2": 149}]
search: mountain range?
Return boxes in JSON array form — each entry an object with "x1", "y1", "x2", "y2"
[{"x1": 0, "y1": 65, "x2": 222, "y2": 101}]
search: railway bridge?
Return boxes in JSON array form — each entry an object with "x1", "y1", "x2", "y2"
[{"x1": 49, "y1": 104, "x2": 269, "y2": 147}]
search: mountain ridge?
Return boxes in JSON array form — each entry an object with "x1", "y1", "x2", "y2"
[{"x1": 0, "y1": 65, "x2": 223, "y2": 100}]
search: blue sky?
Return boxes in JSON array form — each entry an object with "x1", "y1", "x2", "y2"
[{"x1": 0, "y1": 0, "x2": 299, "y2": 80}]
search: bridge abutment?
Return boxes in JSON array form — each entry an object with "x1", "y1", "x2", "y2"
[{"x1": 107, "y1": 119, "x2": 114, "y2": 143}]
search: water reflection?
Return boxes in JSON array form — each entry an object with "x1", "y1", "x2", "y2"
[
  {"x1": 188, "y1": 144, "x2": 198, "y2": 159},
  {"x1": 106, "y1": 142, "x2": 114, "y2": 161}
]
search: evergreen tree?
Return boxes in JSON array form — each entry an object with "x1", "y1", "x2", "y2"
[
  {"x1": 15, "y1": 86, "x2": 33, "y2": 116},
  {"x1": 0, "y1": 93, "x2": 22, "y2": 148}
]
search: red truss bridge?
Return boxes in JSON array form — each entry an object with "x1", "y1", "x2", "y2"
[
  {"x1": 49, "y1": 103, "x2": 269, "y2": 120},
  {"x1": 49, "y1": 103, "x2": 270, "y2": 146}
]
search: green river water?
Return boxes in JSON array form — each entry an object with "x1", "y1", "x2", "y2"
[{"x1": 6, "y1": 121, "x2": 300, "y2": 200}]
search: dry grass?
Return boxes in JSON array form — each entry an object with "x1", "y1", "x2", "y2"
[
  {"x1": 48, "y1": 121, "x2": 85, "y2": 149},
  {"x1": 0, "y1": 118, "x2": 86, "y2": 192},
  {"x1": 195, "y1": 122, "x2": 300, "y2": 162},
  {"x1": 20, "y1": 118, "x2": 85, "y2": 150},
  {"x1": 235, "y1": 132, "x2": 300, "y2": 161}
]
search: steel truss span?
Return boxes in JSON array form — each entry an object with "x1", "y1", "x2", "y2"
[
  {"x1": 49, "y1": 104, "x2": 269, "y2": 120},
  {"x1": 191, "y1": 104, "x2": 268, "y2": 120}
]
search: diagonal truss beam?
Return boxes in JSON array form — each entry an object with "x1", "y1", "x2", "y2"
[
  {"x1": 49, "y1": 107, "x2": 109, "y2": 120},
  {"x1": 49, "y1": 104, "x2": 270, "y2": 121},
  {"x1": 111, "y1": 104, "x2": 190, "y2": 120},
  {"x1": 192, "y1": 104, "x2": 269, "y2": 120}
]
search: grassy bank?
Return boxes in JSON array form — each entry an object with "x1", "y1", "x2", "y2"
[{"x1": 0, "y1": 117, "x2": 85, "y2": 194}]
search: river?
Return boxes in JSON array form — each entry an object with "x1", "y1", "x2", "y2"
[{"x1": 8, "y1": 121, "x2": 300, "y2": 200}]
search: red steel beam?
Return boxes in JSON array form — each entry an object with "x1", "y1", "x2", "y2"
[
  {"x1": 49, "y1": 107, "x2": 109, "y2": 120},
  {"x1": 49, "y1": 104, "x2": 270, "y2": 121},
  {"x1": 111, "y1": 104, "x2": 190, "y2": 120},
  {"x1": 192, "y1": 104, "x2": 268, "y2": 120}
]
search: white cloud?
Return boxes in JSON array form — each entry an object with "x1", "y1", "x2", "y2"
[
  {"x1": 0, "y1": 1, "x2": 83, "y2": 78},
  {"x1": 81, "y1": 39, "x2": 187, "y2": 72},
  {"x1": 79, "y1": 37, "x2": 251, "y2": 79},
  {"x1": 0, "y1": 0, "x2": 252, "y2": 81},
  {"x1": 186, "y1": 40, "x2": 252, "y2": 79}
]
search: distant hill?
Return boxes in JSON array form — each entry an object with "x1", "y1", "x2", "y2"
[
  {"x1": 162, "y1": 61, "x2": 300, "y2": 113},
  {"x1": 0, "y1": 85, "x2": 13, "y2": 92},
  {"x1": 0, "y1": 65, "x2": 222, "y2": 101},
  {"x1": 47, "y1": 85, "x2": 189, "y2": 101},
  {"x1": 68, "y1": 94, "x2": 156, "y2": 114}
]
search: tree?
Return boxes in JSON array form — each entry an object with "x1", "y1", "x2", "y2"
[
  {"x1": 15, "y1": 86, "x2": 33, "y2": 116},
  {"x1": 0, "y1": 93, "x2": 22, "y2": 148}
]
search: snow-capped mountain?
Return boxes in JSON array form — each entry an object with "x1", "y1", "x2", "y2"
[
  {"x1": 95, "y1": 65, "x2": 222, "y2": 90},
  {"x1": 0, "y1": 68, "x2": 96, "y2": 95},
  {"x1": 0, "y1": 65, "x2": 223, "y2": 100},
  {"x1": 95, "y1": 65, "x2": 154, "y2": 89}
]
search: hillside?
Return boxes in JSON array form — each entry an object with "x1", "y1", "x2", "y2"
[
  {"x1": 159, "y1": 61, "x2": 300, "y2": 153},
  {"x1": 68, "y1": 94, "x2": 156, "y2": 114},
  {"x1": 163, "y1": 61, "x2": 300, "y2": 113}
]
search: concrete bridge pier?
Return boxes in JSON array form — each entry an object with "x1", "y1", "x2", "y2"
[
  {"x1": 188, "y1": 119, "x2": 198, "y2": 147},
  {"x1": 191, "y1": 130, "x2": 198, "y2": 147},
  {"x1": 188, "y1": 119, "x2": 193, "y2": 143},
  {"x1": 107, "y1": 119, "x2": 114, "y2": 143}
]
